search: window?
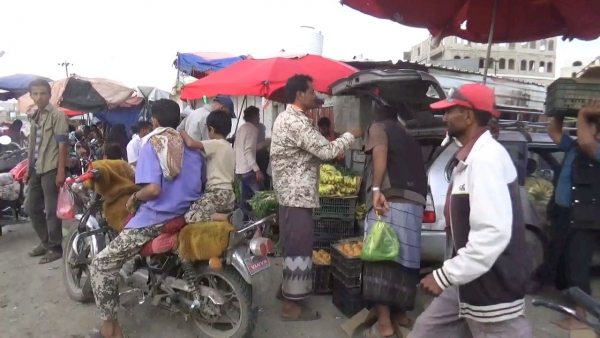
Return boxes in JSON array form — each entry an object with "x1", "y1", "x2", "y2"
[
  {"x1": 548, "y1": 40, "x2": 555, "y2": 51},
  {"x1": 520, "y1": 60, "x2": 527, "y2": 71},
  {"x1": 539, "y1": 61, "x2": 545, "y2": 73},
  {"x1": 464, "y1": 56, "x2": 470, "y2": 59},
  {"x1": 417, "y1": 47, "x2": 421, "y2": 56},
  {"x1": 508, "y1": 59, "x2": 515, "y2": 70},
  {"x1": 509, "y1": 43, "x2": 516, "y2": 49},
  {"x1": 529, "y1": 60, "x2": 536, "y2": 71},
  {"x1": 487, "y1": 58, "x2": 495, "y2": 68},
  {"x1": 499, "y1": 58, "x2": 506, "y2": 69},
  {"x1": 573, "y1": 61, "x2": 583, "y2": 67},
  {"x1": 529, "y1": 41, "x2": 536, "y2": 49},
  {"x1": 454, "y1": 55, "x2": 461, "y2": 59},
  {"x1": 539, "y1": 40, "x2": 547, "y2": 51},
  {"x1": 499, "y1": 141, "x2": 527, "y2": 185},
  {"x1": 547, "y1": 62, "x2": 553, "y2": 73},
  {"x1": 479, "y1": 58, "x2": 485, "y2": 68}
]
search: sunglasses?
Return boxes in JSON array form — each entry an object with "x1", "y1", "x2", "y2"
[{"x1": 446, "y1": 88, "x2": 476, "y2": 110}]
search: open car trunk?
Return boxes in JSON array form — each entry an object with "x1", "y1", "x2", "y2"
[{"x1": 330, "y1": 69, "x2": 446, "y2": 122}]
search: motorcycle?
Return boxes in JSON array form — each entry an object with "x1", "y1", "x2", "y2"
[
  {"x1": 533, "y1": 287, "x2": 600, "y2": 334},
  {"x1": 0, "y1": 135, "x2": 28, "y2": 235},
  {"x1": 62, "y1": 170, "x2": 275, "y2": 338}
]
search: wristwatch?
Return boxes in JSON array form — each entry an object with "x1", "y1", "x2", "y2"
[{"x1": 372, "y1": 187, "x2": 380, "y2": 192}]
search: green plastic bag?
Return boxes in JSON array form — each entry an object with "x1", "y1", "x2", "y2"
[{"x1": 361, "y1": 215, "x2": 400, "y2": 261}]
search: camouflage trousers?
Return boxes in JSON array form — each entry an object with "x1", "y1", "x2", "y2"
[
  {"x1": 90, "y1": 223, "x2": 164, "y2": 320},
  {"x1": 184, "y1": 188, "x2": 235, "y2": 223}
]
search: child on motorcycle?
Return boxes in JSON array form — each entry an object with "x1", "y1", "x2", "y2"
[{"x1": 180, "y1": 110, "x2": 239, "y2": 224}]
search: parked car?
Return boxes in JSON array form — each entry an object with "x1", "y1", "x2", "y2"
[{"x1": 331, "y1": 69, "x2": 557, "y2": 277}]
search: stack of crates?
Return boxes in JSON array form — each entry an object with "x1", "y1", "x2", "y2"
[
  {"x1": 546, "y1": 77, "x2": 600, "y2": 117},
  {"x1": 312, "y1": 197, "x2": 357, "y2": 294},
  {"x1": 330, "y1": 237, "x2": 364, "y2": 317}
]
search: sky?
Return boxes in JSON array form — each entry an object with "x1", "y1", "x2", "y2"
[{"x1": 1, "y1": 0, "x2": 599, "y2": 91}]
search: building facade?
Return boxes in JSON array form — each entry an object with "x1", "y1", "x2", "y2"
[
  {"x1": 560, "y1": 56, "x2": 600, "y2": 78},
  {"x1": 408, "y1": 36, "x2": 558, "y2": 85}
]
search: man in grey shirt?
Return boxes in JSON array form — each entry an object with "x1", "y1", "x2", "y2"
[{"x1": 177, "y1": 95, "x2": 235, "y2": 141}]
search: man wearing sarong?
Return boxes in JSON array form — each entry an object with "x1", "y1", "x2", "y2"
[
  {"x1": 361, "y1": 104, "x2": 427, "y2": 338},
  {"x1": 270, "y1": 74, "x2": 361, "y2": 321}
]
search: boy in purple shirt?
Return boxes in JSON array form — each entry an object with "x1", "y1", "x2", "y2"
[{"x1": 88, "y1": 99, "x2": 204, "y2": 338}]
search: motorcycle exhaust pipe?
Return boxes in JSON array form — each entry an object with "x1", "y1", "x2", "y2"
[{"x1": 162, "y1": 277, "x2": 226, "y2": 305}]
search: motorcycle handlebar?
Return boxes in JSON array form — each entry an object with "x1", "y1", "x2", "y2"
[
  {"x1": 567, "y1": 287, "x2": 600, "y2": 318},
  {"x1": 65, "y1": 169, "x2": 100, "y2": 185}
]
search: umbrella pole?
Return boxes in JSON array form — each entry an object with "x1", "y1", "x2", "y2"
[
  {"x1": 482, "y1": 0, "x2": 499, "y2": 84},
  {"x1": 231, "y1": 96, "x2": 247, "y2": 146}
]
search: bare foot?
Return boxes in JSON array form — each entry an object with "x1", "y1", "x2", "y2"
[
  {"x1": 281, "y1": 301, "x2": 301, "y2": 318},
  {"x1": 99, "y1": 320, "x2": 124, "y2": 338},
  {"x1": 392, "y1": 312, "x2": 413, "y2": 328},
  {"x1": 551, "y1": 316, "x2": 589, "y2": 330},
  {"x1": 280, "y1": 301, "x2": 320, "y2": 322}
]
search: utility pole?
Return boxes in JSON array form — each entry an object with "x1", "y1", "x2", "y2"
[{"x1": 58, "y1": 61, "x2": 72, "y2": 77}]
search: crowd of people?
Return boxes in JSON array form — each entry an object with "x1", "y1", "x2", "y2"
[{"x1": 14, "y1": 75, "x2": 600, "y2": 338}]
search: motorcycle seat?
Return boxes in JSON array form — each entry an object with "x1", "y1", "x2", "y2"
[{"x1": 139, "y1": 217, "x2": 234, "y2": 260}]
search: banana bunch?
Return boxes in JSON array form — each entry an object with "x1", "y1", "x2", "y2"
[
  {"x1": 355, "y1": 203, "x2": 367, "y2": 220},
  {"x1": 319, "y1": 164, "x2": 359, "y2": 197}
]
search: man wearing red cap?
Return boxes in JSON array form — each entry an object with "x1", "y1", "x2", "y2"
[{"x1": 409, "y1": 84, "x2": 532, "y2": 337}]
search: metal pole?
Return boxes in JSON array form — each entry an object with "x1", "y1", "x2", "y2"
[{"x1": 482, "y1": 0, "x2": 499, "y2": 84}]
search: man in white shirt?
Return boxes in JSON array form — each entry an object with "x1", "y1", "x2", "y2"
[
  {"x1": 126, "y1": 121, "x2": 153, "y2": 168},
  {"x1": 177, "y1": 95, "x2": 235, "y2": 142},
  {"x1": 234, "y1": 106, "x2": 264, "y2": 218}
]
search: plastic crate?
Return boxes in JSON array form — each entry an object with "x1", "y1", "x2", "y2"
[
  {"x1": 331, "y1": 265, "x2": 361, "y2": 288},
  {"x1": 332, "y1": 275, "x2": 363, "y2": 317},
  {"x1": 546, "y1": 78, "x2": 600, "y2": 117},
  {"x1": 312, "y1": 264, "x2": 332, "y2": 294},
  {"x1": 314, "y1": 218, "x2": 355, "y2": 237},
  {"x1": 313, "y1": 234, "x2": 354, "y2": 252},
  {"x1": 331, "y1": 238, "x2": 363, "y2": 276},
  {"x1": 313, "y1": 197, "x2": 357, "y2": 220}
]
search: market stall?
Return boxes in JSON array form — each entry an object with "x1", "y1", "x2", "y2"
[{"x1": 249, "y1": 164, "x2": 367, "y2": 315}]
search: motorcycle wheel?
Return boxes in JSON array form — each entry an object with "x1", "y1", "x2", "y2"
[
  {"x1": 189, "y1": 265, "x2": 256, "y2": 338},
  {"x1": 62, "y1": 226, "x2": 95, "y2": 303}
]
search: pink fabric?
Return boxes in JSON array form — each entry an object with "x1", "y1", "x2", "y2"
[{"x1": 139, "y1": 216, "x2": 186, "y2": 257}]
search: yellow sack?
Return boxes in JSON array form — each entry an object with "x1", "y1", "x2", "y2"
[{"x1": 177, "y1": 221, "x2": 234, "y2": 261}]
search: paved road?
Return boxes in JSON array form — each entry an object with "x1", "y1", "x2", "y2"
[{"x1": 0, "y1": 222, "x2": 591, "y2": 337}]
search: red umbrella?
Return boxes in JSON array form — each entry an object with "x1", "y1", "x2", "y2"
[
  {"x1": 341, "y1": 0, "x2": 600, "y2": 43},
  {"x1": 342, "y1": 0, "x2": 600, "y2": 83},
  {"x1": 180, "y1": 54, "x2": 358, "y2": 102}
]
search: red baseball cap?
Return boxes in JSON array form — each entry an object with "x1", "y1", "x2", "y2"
[{"x1": 430, "y1": 83, "x2": 500, "y2": 118}]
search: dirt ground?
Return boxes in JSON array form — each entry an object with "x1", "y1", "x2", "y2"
[{"x1": 0, "y1": 222, "x2": 595, "y2": 338}]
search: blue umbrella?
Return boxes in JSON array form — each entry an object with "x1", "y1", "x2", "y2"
[{"x1": 0, "y1": 73, "x2": 52, "y2": 100}]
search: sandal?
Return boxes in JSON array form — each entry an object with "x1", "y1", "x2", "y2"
[
  {"x1": 363, "y1": 325, "x2": 398, "y2": 338},
  {"x1": 280, "y1": 307, "x2": 321, "y2": 322},
  {"x1": 28, "y1": 245, "x2": 47, "y2": 257},
  {"x1": 228, "y1": 209, "x2": 244, "y2": 230},
  {"x1": 39, "y1": 250, "x2": 62, "y2": 264}
]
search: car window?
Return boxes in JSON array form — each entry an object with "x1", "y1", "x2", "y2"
[
  {"x1": 417, "y1": 138, "x2": 447, "y2": 168},
  {"x1": 426, "y1": 84, "x2": 441, "y2": 99},
  {"x1": 551, "y1": 151, "x2": 565, "y2": 163},
  {"x1": 498, "y1": 140, "x2": 527, "y2": 185}
]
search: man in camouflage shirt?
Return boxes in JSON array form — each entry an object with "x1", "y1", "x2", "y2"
[{"x1": 270, "y1": 74, "x2": 361, "y2": 321}]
